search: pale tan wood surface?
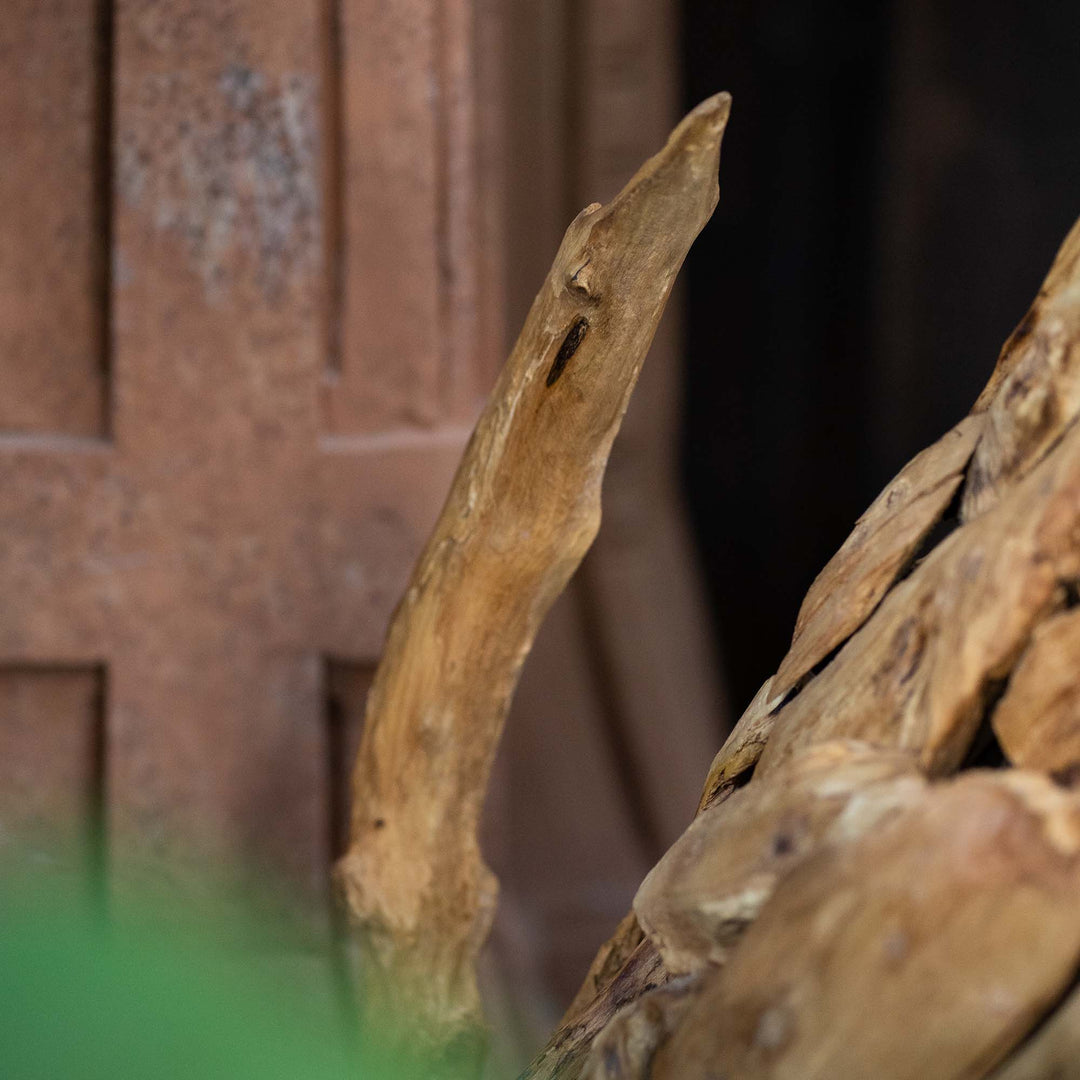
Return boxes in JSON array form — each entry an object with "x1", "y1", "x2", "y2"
[
  {"x1": 338, "y1": 95, "x2": 731, "y2": 1060},
  {"x1": 636, "y1": 741, "x2": 923, "y2": 976},
  {"x1": 522, "y1": 938, "x2": 667, "y2": 1080},
  {"x1": 579, "y1": 976, "x2": 699, "y2": 1080},
  {"x1": 964, "y1": 216, "x2": 1080, "y2": 519},
  {"x1": 987, "y1": 979, "x2": 1080, "y2": 1080},
  {"x1": 993, "y1": 608, "x2": 1080, "y2": 776},
  {"x1": 652, "y1": 772, "x2": 1080, "y2": 1080},
  {"x1": 772, "y1": 415, "x2": 983, "y2": 701},
  {"x1": 697, "y1": 676, "x2": 778, "y2": 811},
  {"x1": 754, "y1": 420, "x2": 1080, "y2": 777},
  {"x1": 971, "y1": 215, "x2": 1080, "y2": 414}
]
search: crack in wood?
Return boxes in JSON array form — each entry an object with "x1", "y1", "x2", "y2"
[{"x1": 546, "y1": 316, "x2": 590, "y2": 387}]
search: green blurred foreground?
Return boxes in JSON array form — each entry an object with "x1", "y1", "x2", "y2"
[{"x1": 0, "y1": 867, "x2": 422, "y2": 1080}]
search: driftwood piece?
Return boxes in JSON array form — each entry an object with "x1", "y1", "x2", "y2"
[
  {"x1": 993, "y1": 608, "x2": 1080, "y2": 777},
  {"x1": 697, "y1": 676, "x2": 777, "y2": 811},
  {"x1": 696, "y1": 415, "x2": 981, "y2": 810},
  {"x1": 635, "y1": 741, "x2": 923, "y2": 976},
  {"x1": 754, "y1": 411, "x2": 1080, "y2": 778},
  {"x1": 963, "y1": 216, "x2": 1080, "y2": 520},
  {"x1": 650, "y1": 772, "x2": 1080, "y2": 1080},
  {"x1": 987, "y1": 981, "x2": 1080, "y2": 1080},
  {"x1": 970, "y1": 215, "x2": 1080, "y2": 414},
  {"x1": 579, "y1": 977, "x2": 701, "y2": 1080},
  {"x1": 696, "y1": 414, "x2": 982, "y2": 809},
  {"x1": 561, "y1": 912, "x2": 647, "y2": 1028},
  {"x1": 337, "y1": 94, "x2": 731, "y2": 1061},
  {"x1": 522, "y1": 940, "x2": 669, "y2": 1080},
  {"x1": 694, "y1": 214, "x2": 1080, "y2": 800},
  {"x1": 550, "y1": 672, "x2": 779, "y2": 1068},
  {"x1": 771, "y1": 416, "x2": 983, "y2": 701}
]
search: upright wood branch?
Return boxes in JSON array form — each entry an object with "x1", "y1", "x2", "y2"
[{"x1": 336, "y1": 94, "x2": 731, "y2": 1062}]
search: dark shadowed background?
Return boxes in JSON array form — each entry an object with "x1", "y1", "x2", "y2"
[{"x1": 681, "y1": 0, "x2": 1080, "y2": 709}]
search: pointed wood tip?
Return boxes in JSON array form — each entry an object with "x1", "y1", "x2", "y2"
[
  {"x1": 583, "y1": 91, "x2": 731, "y2": 263},
  {"x1": 660, "y1": 92, "x2": 732, "y2": 170},
  {"x1": 679, "y1": 91, "x2": 733, "y2": 135},
  {"x1": 651, "y1": 91, "x2": 732, "y2": 177}
]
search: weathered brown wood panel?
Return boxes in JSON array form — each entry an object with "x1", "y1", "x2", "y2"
[
  {"x1": 322, "y1": 0, "x2": 488, "y2": 432},
  {"x1": 324, "y1": 659, "x2": 373, "y2": 860},
  {"x1": 0, "y1": 0, "x2": 484, "y2": 910},
  {"x1": 0, "y1": 0, "x2": 109, "y2": 435},
  {"x1": 0, "y1": 666, "x2": 104, "y2": 865}
]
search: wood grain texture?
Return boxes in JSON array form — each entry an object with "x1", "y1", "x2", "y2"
[
  {"x1": 337, "y1": 95, "x2": 731, "y2": 1060},
  {"x1": 490, "y1": 1, "x2": 728, "y2": 1021},
  {"x1": 987, "y1": 980, "x2": 1080, "y2": 1080},
  {"x1": 754, "y1": 409, "x2": 1080, "y2": 778},
  {"x1": 522, "y1": 939, "x2": 668, "y2": 1080},
  {"x1": 555, "y1": 692, "x2": 892, "y2": 1074},
  {"x1": 567, "y1": 0, "x2": 728, "y2": 853},
  {"x1": 699, "y1": 412, "x2": 983, "y2": 808},
  {"x1": 635, "y1": 741, "x2": 923, "y2": 976},
  {"x1": 993, "y1": 608, "x2": 1080, "y2": 777},
  {"x1": 580, "y1": 976, "x2": 700, "y2": 1080},
  {"x1": 772, "y1": 415, "x2": 983, "y2": 700},
  {"x1": 971, "y1": 215, "x2": 1080, "y2": 415},
  {"x1": 697, "y1": 676, "x2": 777, "y2": 811},
  {"x1": 651, "y1": 772, "x2": 1080, "y2": 1080},
  {"x1": 561, "y1": 911, "x2": 646, "y2": 1028},
  {"x1": 963, "y1": 215, "x2": 1080, "y2": 520}
]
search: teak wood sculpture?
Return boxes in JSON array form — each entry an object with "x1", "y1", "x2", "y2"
[{"x1": 342, "y1": 90, "x2": 1080, "y2": 1080}]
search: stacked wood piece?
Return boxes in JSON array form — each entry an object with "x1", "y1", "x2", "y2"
[{"x1": 523, "y1": 214, "x2": 1080, "y2": 1079}]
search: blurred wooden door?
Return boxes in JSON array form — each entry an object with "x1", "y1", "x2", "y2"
[
  {"x1": 0, "y1": 0, "x2": 496, "y2": 909},
  {"x1": 0, "y1": 0, "x2": 726, "y2": 1043}
]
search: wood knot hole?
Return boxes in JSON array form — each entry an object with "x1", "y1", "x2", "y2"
[{"x1": 546, "y1": 316, "x2": 589, "y2": 387}]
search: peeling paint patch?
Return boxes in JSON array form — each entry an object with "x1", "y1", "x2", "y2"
[{"x1": 118, "y1": 64, "x2": 321, "y2": 304}]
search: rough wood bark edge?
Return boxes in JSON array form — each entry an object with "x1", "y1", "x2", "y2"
[{"x1": 336, "y1": 93, "x2": 731, "y2": 1065}]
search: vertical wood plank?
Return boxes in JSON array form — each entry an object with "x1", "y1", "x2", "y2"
[
  {"x1": 324, "y1": 659, "x2": 373, "y2": 863},
  {"x1": 322, "y1": 0, "x2": 483, "y2": 433},
  {"x1": 0, "y1": 0, "x2": 109, "y2": 436},
  {"x1": 109, "y1": 0, "x2": 328, "y2": 899},
  {"x1": 0, "y1": 667, "x2": 104, "y2": 866}
]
